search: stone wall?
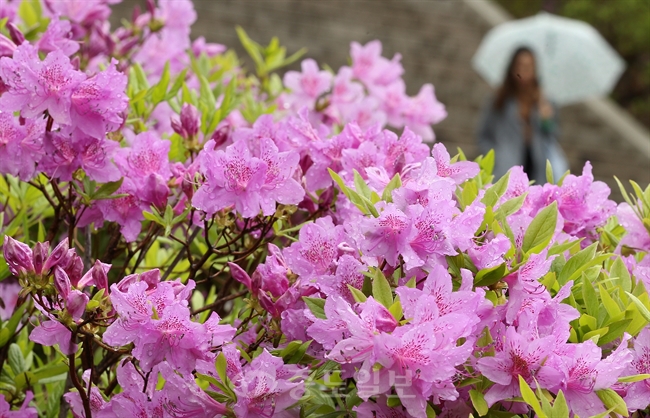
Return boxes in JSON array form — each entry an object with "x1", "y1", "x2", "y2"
[{"x1": 114, "y1": 0, "x2": 650, "y2": 199}]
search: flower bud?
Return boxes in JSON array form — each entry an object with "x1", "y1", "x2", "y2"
[
  {"x1": 77, "y1": 260, "x2": 110, "y2": 292},
  {"x1": 7, "y1": 23, "x2": 24, "y2": 46},
  {"x1": 43, "y1": 238, "x2": 69, "y2": 272},
  {"x1": 66, "y1": 290, "x2": 89, "y2": 321},
  {"x1": 3, "y1": 236, "x2": 34, "y2": 277},
  {"x1": 32, "y1": 242, "x2": 50, "y2": 275},
  {"x1": 53, "y1": 266, "x2": 71, "y2": 300},
  {"x1": 210, "y1": 124, "x2": 230, "y2": 148},
  {"x1": 0, "y1": 34, "x2": 16, "y2": 58},
  {"x1": 180, "y1": 103, "x2": 200, "y2": 138}
]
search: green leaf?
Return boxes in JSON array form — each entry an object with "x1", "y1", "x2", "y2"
[
  {"x1": 550, "y1": 390, "x2": 569, "y2": 418},
  {"x1": 599, "y1": 284, "x2": 622, "y2": 319},
  {"x1": 474, "y1": 263, "x2": 507, "y2": 287},
  {"x1": 151, "y1": 62, "x2": 171, "y2": 104},
  {"x1": 372, "y1": 269, "x2": 393, "y2": 308},
  {"x1": 388, "y1": 299, "x2": 403, "y2": 321},
  {"x1": 481, "y1": 171, "x2": 510, "y2": 207},
  {"x1": 545, "y1": 160, "x2": 554, "y2": 184},
  {"x1": 165, "y1": 69, "x2": 187, "y2": 101},
  {"x1": 46, "y1": 380, "x2": 66, "y2": 418},
  {"x1": 557, "y1": 243, "x2": 604, "y2": 285},
  {"x1": 0, "y1": 301, "x2": 27, "y2": 347},
  {"x1": 610, "y1": 257, "x2": 632, "y2": 292},
  {"x1": 469, "y1": 389, "x2": 488, "y2": 416},
  {"x1": 522, "y1": 201, "x2": 558, "y2": 254},
  {"x1": 548, "y1": 239, "x2": 582, "y2": 256},
  {"x1": 302, "y1": 297, "x2": 326, "y2": 319},
  {"x1": 618, "y1": 374, "x2": 650, "y2": 383},
  {"x1": 382, "y1": 173, "x2": 402, "y2": 202},
  {"x1": 596, "y1": 388, "x2": 628, "y2": 416},
  {"x1": 599, "y1": 319, "x2": 632, "y2": 345},
  {"x1": 215, "y1": 352, "x2": 228, "y2": 383},
  {"x1": 18, "y1": 0, "x2": 39, "y2": 28},
  {"x1": 353, "y1": 170, "x2": 372, "y2": 200},
  {"x1": 625, "y1": 291, "x2": 650, "y2": 322},
  {"x1": 495, "y1": 192, "x2": 528, "y2": 218},
  {"x1": 7, "y1": 344, "x2": 25, "y2": 375},
  {"x1": 518, "y1": 376, "x2": 547, "y2": 418},
  {"x1": 581, "y1": 273, "x2": 599, "y2": 318},
  {"x1": 287, "y1": 340, "x2": 311, "y2": 364},
  {"x1": 347, "y1": 285, "x2": 367, "y2": 303},
  {"x1": 93, "y1": 178, "x2": 124, "y2": 200}
]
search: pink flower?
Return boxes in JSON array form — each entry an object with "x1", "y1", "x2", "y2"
[
  {"x1": 477, "y1": 327, "x2": 557, "y2": 407},
  {"x1": 359, "y1": 203, "x2": 412, "y2": 267},
  {"x1": 193, "y1": 139, "x2": 268, "y2": 218},
  {"x1": 0, "y1": 43, "x2": 85, "y2": 125},
  {"x1": 96, "y1": 178, "x2": 146, "y2": 242},
  {"x1": 70, "y1": 59, "x2": 128, "y2": 139},
  {"x1": 232, "y1": 350, "x2": 305, "y2": 418},
  {"x1": 350, "y1": 40, "x2": 403, "y2": 88},
  {"x1": 0, "y1": 107, "x2": 45, "y2": 180},
  {"x1": 624, "y1": 327, "x2": 650, "y2": 411},
  {"x1": 36, "y1": 17, "x2": 79, "y2": 56},
  {"x1": 0, "y1": 391, "x2": 37, "y2": 418},
  {"x1": 283, "y1": 58, "x2": 332, "y2": 110},
  {"x1": 30, "y1": 320, "x2": 76, "y2": 355},
  {"x1": 40, "y1": 129, "x2": 121, "y2": 183},
  {"x1": 283, "y1": 216, "x2": 346, "y2": 277},
  {"x1": 431, "y1": 143, "x2": 479, "y2": 185},
  {"x1": 402, "y1": 84, "x2": 447, "y2": 141}
]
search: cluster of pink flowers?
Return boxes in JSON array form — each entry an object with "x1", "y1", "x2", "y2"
[
  {"x1": 0, "y1": 0, "x2": 648, "y2": 417},
  {"x1": 280, "y1": 41, "x2": 447, "y2": 141}
]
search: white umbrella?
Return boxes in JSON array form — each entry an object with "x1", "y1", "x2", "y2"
[{"x1": 472, "y1": 12, "x2": 625, "y2": 106}]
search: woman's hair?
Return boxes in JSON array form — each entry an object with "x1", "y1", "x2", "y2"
[{"x1": 494, "y1": 46, "x2": 539, "y2": 110}]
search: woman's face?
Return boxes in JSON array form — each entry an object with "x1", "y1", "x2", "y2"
[{"x1": 512, "y1": 52, "x2": 536, "y2": 86}]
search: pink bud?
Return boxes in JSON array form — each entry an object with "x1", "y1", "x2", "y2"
[
  {"x1": 7, "y1": 23, "x2": 24, "y2": 46},
  {"x1": 3, "y1": 236, "x2": 34, "y2": 277},
  {"x1": 171, "y1": 116, "x2": 186, "y2": 138},
  {"x1": 64, "y1": 253, "x2": 84, "y2": 287},
  {"x1": 228, "y1": 262, "x2": 255, "y2": 293},
  {"x1": 43, "y1": 238, "x2": 69, "y2": 272},
  {"x1": 210, "y1": 125, "x2": 230, "y2": 148},
  {"x1": 180, "y1": 103, "x2": 200, "y2": 138},
  {"x1": 53, "y1": 266, "x2": 71, "y2": 300},
  {"x1": 66, "y1": 290, "x2": 88, "y2": 321},
  {"x1": 77, "y1": 260, "x2": 110, "y2": 291},
  {"x1": 0, "y1": 34, "x2": 16, "y2": 58},
  {"x1": 32, "y1": 242, "x2": 50, "y2": 275}
]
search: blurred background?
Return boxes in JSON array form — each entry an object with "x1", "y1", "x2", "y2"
[{"x1": 114, "y1": 0, "x2": 650, "y2": 200}]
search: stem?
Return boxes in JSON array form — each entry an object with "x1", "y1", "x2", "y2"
[{"x1": 68, "y1": 354, "x2": 93, "y2": 418}]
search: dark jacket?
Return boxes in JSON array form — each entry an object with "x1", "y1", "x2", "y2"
[{"x1": 477, "y1": 96, "x2": 568, "y2": 184}]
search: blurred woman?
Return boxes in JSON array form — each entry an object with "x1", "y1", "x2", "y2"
[{"x1": 477, "y1": 47, "x2": 567, "y2": 183}]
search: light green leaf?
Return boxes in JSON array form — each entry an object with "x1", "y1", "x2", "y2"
[
  {"x1": 302, "y1": 297, "x2": 326, "y2": 320},
  {"x1": 596, "y1": 388, "x2": 628, "y2": 416},
  {"x1": 481, "y1": 171, "x2": 510, "y2": 207},
  {"x1": 7, "y1": 344, "x2": 25, "y2": 375},
  {"x1": 469, "y1": 389, "x2": 489, "y2": 416},
  {"x1": 372, "y1": 269, "x2": 393, "y2": 308},
  {"x1": 522, "y1": 201, "x2": 558, "y2": 254},
  {"x1": 382, "y1": 173, "x2": 402, "y2": 202},
  {"x1": 625, "y1": 291, "x2": 650, "y2": 322},
  {"x1": 581, "y1": 273, "x2": 599, "y2": 318},
  {"x1": 550, "y1": 390, "x2": 569, "y2": 418},
  {"x1": 518, "y1": 376, "x2": 547, "y2": 418},
  {"x1": 353, "y1": 170, "x2": 372, "y2": 200},
  {"x1": 610, "y1": 257, "x2": 632, "y2": 292},
  {"x1": 618, "y1": 374, "x2": 650, "y2": 383}
]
